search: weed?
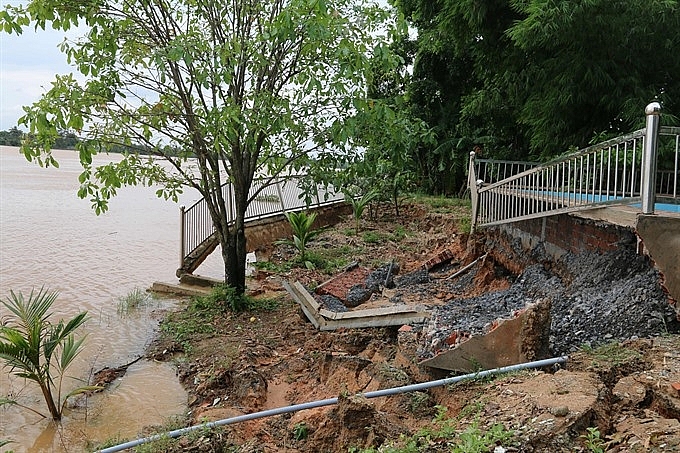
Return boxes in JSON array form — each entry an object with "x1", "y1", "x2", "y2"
[
  {"x1": 292, "y1": 422, "x2": 309, "y2": 441},
  {"x1": 350, "y1": 403, "x2": 515, "y2": 452},
  {"x1": 391, "y1": 226, "x2": 408, "y2": 242},
  {"x1": 378, "y1": 364, "x2": 410, "y2": 383},
  {"x1": 407, "y1": 391, "x2": 430, "y2": 414},
  {"x1": 414, "y1": 195, "x2": 471, "y2": 213},
  {"x1": 458, "y1": 216, "x2": 472, "y2": 234},
  {"x1": 247, "y1": 295, "x2": 281, "y2": 311},
  {"x1": 581, "y1": 427, "x2": 605, "y2": 453},
  {"x1": 362, "y1": 231, "x2": 385, "y2": 244},
  {"x1": 253, "y1": 260, "x2": 291, "y2": 273},
  {"x1": 116, "y1": 287, "x2": 153, "y2": 315},
  {"x1": 87, "y1": 435, "x2": 128, "y2": 451},
  {"x1": 451, "y1": 421, "x2": 515, "y2": 453},
  {"x1": 581, "y1": 342, "x2": 642, "y2": 369}
]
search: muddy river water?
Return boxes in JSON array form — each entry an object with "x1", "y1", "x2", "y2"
[{"x1": 0, "y1": 146, "x2": 224, "y2": 452}]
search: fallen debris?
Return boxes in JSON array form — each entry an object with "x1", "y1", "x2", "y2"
[
  {"x1": 420, "y1": 299, "x2": 551, "y2": 372},
  {"x1": 282, "y1": 280, "x2": 430, "y2": 330}
]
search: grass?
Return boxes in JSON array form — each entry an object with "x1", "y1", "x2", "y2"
[
  {"x1": 362, "y1": 228, "x2": 410, "y2": 244},
  {"x1": 349, "y1": 404, "x2": 515, "y2": 453},
  {"x1": 117, "y1": 287, "x2": 154, "y2": 316},
  {"x1": 412, "y1": 195, "x2": 471, "y2": 213},
  {"x1": 159, "y1": 285, "x2": 280, "y2": 354},
  {"x1": 580, "y1": 342, "x2": 642, "y2": 369}
]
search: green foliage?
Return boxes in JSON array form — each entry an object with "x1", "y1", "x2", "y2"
[
  {"x1": 116, "y1": 287, "x2": 153, "y2": 316},
  {"x1": 344, "y1": 188, "x2": 380, "y2": 234},
  {"x1": 1, "y1": 0, "x2": 403, "y2": 294},
  {"x1": 204, "y1": 284, "x2": 249, "y2": 313},
  {"x1": 253, "y1": 259, "x2": 292, "y2": 274},
  {"x1": 277, "y1": 211, "x2": 324, "y2": 267},
  {"x1": 580, "y1": 342, "x2": 642, "y2": 368},
  {"x1": 362, "y1": 231, "x2": 385, "y2": 244},
  {"x1": 396, "y1": 0, "x2": 680, "y2": 190},
  {"x1": 160, "y1": 296, "x2": 220, "y2": 353},
  {"x1": 362, "y1": 228, "x2": 407, "y2": 244},
  {"x1": 581, "y1": 427, "x2": 605, "y2": 453},
  {"x1": 0, "y1": 287, "x2": 96, "y2": 420},
  {"x1": 349, "y1": 403, "x2": 515, "y2": 452},
  {"x1": 292, "y1": 422, "x2": 309, "y2": 441}
]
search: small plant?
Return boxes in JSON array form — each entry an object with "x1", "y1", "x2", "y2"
[
  {"x1": 581, "y1": 342, "x2": 642, "y2": 369},
  {"x1": 116, "y1": 287, "x2": 153, "y2": 315},
  {"x1": 276, "y1": 211, "x2": 324, "y2": 268},
  {"x1": 344, "y1": 189, "x2": 379, "y2": 234},
  {"x1": 449, "y1": 422, "x2": 513, "y2": 453},
  {"x1": 581, "y1": 427, "x2": 605, "y2": 453},
  {"x1": 408, "y1": 391, "x2": 431, "y2": 414},
  {"x1": 292, "y1": 422, "x2": 309, "y2": 441},
  {"x1": 362, "y1": 231, "x2": 385, "y2": 244},
  {"x1": 458, "y1": 215, "x2": 472, "y2": 234},
  {"x1": 253, "y1": 260, "x2": 291, "y2": 273},
  {"x1": 0, "y1": 287, "x2": 98, "y2": 420}
]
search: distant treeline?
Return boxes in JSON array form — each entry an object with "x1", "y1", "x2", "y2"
[
  {"x1": 0, "y1": 127, "x2": 183, "y2": 156},
  {"x1": 0, "y1": 127, "x2": 79, "y2": 149}
]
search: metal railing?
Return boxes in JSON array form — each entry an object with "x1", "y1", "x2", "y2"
[
  {"x1": 180, "y1": 175, "x2": 344, "y2": 268},
  {"x1": 469, "y1": 103, "x2": 679, "y2": 230}
]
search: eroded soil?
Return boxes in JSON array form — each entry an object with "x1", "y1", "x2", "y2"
[{"x1": 146, "y1": 200, "x2": 680, "y2": 452}]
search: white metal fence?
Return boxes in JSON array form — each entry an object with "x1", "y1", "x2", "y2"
[
  {"x1": 180, "y1": 175, "x2": 344, "y2": 267},
  {"x1": 469, "y1": 104, "x2": 679, "y2": 230}
]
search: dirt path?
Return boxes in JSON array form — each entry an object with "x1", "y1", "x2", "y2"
[{"x1": 145, "y1": 199, "x2": 680, "y2": 452}]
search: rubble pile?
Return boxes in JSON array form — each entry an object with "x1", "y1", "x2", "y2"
[{"x1": 309, "y1": 245, "x2": 680, "y2": 361}]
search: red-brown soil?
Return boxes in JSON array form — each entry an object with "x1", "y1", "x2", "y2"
[{"x1": 146, "y1": 200, "x2": 680, "y2": 452}]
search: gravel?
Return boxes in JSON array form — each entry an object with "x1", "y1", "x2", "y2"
[{"x1": 404, "y1": 247, "x2": 679, "y2": 358}]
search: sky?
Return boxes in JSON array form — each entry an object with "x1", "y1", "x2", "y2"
[
  {"x1": 0, "y1": 2, "x2": 84, "y2": 131},
  {"x1": 0, "y1": 0, "x2": 397, "y2": 132}
]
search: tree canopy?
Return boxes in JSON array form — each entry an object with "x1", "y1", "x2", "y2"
[
  {"x1": 395, "y1": 0, "x2": 680, "y2": 193},
  {"x1": 1, "y1": 0, "x2": 400, "y2": 293}
]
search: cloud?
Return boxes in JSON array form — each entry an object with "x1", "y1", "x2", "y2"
[{"x1": 0, "y1": 21, "x2": 84, "y2": 130}]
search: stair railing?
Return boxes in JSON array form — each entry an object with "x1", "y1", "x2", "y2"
[
  {"x1": 179, "y1": 175, "x2": 344, "y2": 269},
  {"x1": 469, "y1": 103, "x2": 678, "y2": 231}
]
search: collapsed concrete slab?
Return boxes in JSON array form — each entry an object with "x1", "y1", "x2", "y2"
[
  {"x1": 283, "y1": 280, "x2": 430, "y2": 331},
  {"x1": 421, "y1": 299, "x2": 551, "y2": 372}
]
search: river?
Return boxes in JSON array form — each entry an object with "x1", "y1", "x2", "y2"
[{"x1": 0, "y1": 146, "x2": 224, "y2": 452}]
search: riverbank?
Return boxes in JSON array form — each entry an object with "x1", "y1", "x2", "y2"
[{"x1": 118, "y1": 198, "x2": 679, "y2": 452}]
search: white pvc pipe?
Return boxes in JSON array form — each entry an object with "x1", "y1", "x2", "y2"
[{"x1": 98, "y1": 356, "x2": 568, "y2": 453}]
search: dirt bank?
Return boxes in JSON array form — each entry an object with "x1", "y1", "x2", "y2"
[{"x1": 143, "y1": 199, "x2": 680, "y2": 452}]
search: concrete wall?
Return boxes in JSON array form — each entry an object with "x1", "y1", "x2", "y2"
[
  {"x1": 483, "y1": 212, "x2": 679, "y2": 316},
  {"x1": 637, "y1": 216, "x2": 680, "y2": 307},
  {"x1": 245, "y1": 203, "x2": 352, "y2": 253},
  {"x1": 483, "y1": 213, "x2": 637, "y2": 275}
]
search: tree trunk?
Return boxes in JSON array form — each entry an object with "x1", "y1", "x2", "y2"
[{"x1": 221, "y1": 216, "x2": 247, "y2": 294}]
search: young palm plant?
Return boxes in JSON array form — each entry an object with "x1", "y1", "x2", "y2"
[
  {"x1": 344, "y1": 189, "x2": 380, "y2": 235},
  {"x1": 276, "y1": 211, "x2": 323, "y2": 268},
  {"x1": 0, "y1": 287, "x2": 95, "y2": 420}
]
